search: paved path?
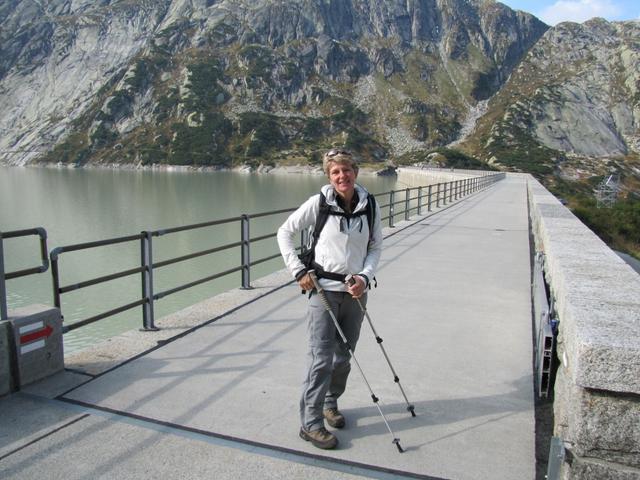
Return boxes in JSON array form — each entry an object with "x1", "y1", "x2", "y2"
[{"x1": 0, "y1": 175, "x2": 535, "y2": 479}]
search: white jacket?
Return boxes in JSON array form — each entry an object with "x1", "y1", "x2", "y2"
[{"x1": 277, "y1": 183, "x2": 383, "y2": 291}]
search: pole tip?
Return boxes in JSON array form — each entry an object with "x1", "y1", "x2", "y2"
[
  {"x1": 393, "y1": 438, "x2": 404, "y2": 453},
  {"x1": 408, "y1": 405, "x2": 416, "y2": 417}
]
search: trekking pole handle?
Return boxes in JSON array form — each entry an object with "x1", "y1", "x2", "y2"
[{"x1": 308, "y1": 270, "x2": 322, "y2": 292}]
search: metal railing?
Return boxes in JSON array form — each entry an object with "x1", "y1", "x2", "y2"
[
  {"x1": 0, "y1": 228, "x2": 49, "y2": 320},
  {"x1": 7, "y1": 172, "x2": 504, "y2": 333},
  {"x1": 381, "y1": 174, "x2": 502, "y2": 228}
]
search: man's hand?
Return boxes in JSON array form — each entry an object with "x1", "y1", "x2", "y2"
[
  {"x1": 346, "y1": 275, "x2": 366, "y2": 298},
  {"x1": 298, "y1": 272, "x2": 315, "y2": 292}
]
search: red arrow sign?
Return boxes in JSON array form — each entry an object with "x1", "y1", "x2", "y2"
[{"x1": 20, "y1": 325, "x2": 53, "y2": 344}]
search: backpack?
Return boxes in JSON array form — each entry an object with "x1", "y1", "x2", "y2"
[{"x1": 298, "y1": 191, "x2": 377, "y2": 283}]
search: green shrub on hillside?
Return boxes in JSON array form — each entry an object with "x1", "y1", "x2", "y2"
[
  {"x1": 331, "y1": 103, "x2": 367, "y2": 126},
  {"x1": 91, "y1": 124, "x2": 118, "y2": 148},
  {"x1": 239, "y1": 112, "x2": 286, "y2": 157},
  {"x1": 302, "y1": 118, "x2": 324, "y2": 140},
  {"x1": 125, "y1": 55, "x2": 169, "y2": 92},
  {"x1": 154, "y1": 88, "x2": 180, "y2": 121},
  {"x1": 238, "y1": 45, "x2": 274, "y2": 81},
  {"x1": 170, "y1": 112, "x2": 232, "y2": 165},
  {"x1": 573, "y1": 198, "x2": 640, "y2": 259},
  {"x1": 549, "y1": 179, "x2": 640, "y2": 259},
  {"x1": 345, "y1": 127, "x2": 371, "y2": 151},
  {"x1": 44, "y1": 132, "x2": 91, "y2": 165},
  {"x1": 183, "y1": 61, "x2": 227, "y2": 113}
]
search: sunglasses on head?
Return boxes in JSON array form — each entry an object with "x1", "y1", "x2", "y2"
[{"x1": 326, "y1": 148, "x2": 352, "y2": 157}]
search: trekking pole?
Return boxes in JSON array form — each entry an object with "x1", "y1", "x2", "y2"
[
  {"x1": 346, "y1": 275, "x2": 416, "y2": 418},
  {"x1": 309, "y1": 271, "x2": 404, "y2": 453}
]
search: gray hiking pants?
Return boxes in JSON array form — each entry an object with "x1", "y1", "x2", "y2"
[{"x1": 300, "y1": 290, "x2": 366, "y2": 432}]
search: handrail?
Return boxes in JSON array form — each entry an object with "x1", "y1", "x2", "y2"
[
  {"x1": 0, "y1": 227, "x2": 49, "y2": 320},
  {"x1": 49, "y1": 233, "x2": 147, "y2": 332},
  {"x1": 43, "y1": 171, "x2": 504, "y2": 333}
]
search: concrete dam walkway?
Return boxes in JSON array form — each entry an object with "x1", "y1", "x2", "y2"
[{"x1": 0, "y1": 174, "x2": 535, "y2": 479}]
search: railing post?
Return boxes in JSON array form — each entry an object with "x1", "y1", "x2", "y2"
[
  {"x1": 389, "y1": 191, "x2": 395, "y2": 228},
  {"x1": 0, "y1": 232, "x2": 7, "y2": 320},
  {"x1": 405, "y1": 188, "x2": 410, "y2": 221},
  {"x1": 436, "y1": 183, "x2": 441, "y2": 208},
  {"x1": 141, "y1": 231, "x2": 157, "y2": 331},
  {"x1": 50, "y1": 249, "x2": 62, "y2": 314},
  {"x1": 417, "y1": 187, "x2": 423, "y2": 216},
  {"x1": 427, "y1": 185, "x2": 433, "y2": 212},
  {"x1": 442, "y1": 183, "x2": 447, "y2": 205},
  {"x1": 241, "y1": 215, "x2": 252, "y2": 289}
]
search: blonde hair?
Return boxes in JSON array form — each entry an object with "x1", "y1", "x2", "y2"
[{"x1": 322, "y1": 148, "x2": 358, "y2": 176}]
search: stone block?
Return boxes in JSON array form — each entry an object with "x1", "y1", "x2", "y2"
[
  {"x1": 562, "y1": 456, "x2": 640, "y2": 480},
  {"x1": 560, "y1": 301, "x2": 640, "y2": 393},
  {"x1": 554, "y1": 367, "x2": 640, "y2": 468}
]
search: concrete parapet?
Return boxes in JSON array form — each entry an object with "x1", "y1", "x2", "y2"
[{"x1": 527, "y1": 177, "x2": 640, "y2": 479}]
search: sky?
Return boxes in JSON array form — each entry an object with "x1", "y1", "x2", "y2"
[{"x1": 498, "y1": 0, "x2": 639, "y2": 25}]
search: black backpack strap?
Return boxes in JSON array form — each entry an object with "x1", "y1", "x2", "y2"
[
  {"x1": 366, "y1": 193, "x2": 376, "y2": 241},
  {"x1": 298, "y1": 193, "x2": 330, "y2": 279},
  {"x1": 311, "y1": 192, "x2": 331, "y2": 250},
  {"x1": 366, "y1": 193, "x2": 378, "y2": 288}
]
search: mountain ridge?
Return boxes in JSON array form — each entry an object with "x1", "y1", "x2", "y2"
[{"x1": 0, "y1": 0, "x2": 548, "y2": 167}]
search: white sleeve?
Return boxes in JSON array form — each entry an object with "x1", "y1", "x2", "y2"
[{"x1": 277, "y1": 195, "x2": 319, "y2": 279}]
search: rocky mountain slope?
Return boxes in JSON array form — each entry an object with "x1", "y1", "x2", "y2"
[
  {"x1": 459, "y1": 18, "x2": 640, "y2": 184},
  {"x1": 0, "y1": 0, "x2": 547, "y2": 167},
  {"x1": 0, "y1": 0, "x2": 637, "y2": 187}
]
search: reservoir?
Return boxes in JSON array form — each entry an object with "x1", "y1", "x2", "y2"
[{"x1": 0, "y1": 165, "x2": 402, "y2": 353}]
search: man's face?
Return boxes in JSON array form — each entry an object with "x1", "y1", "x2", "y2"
[{"x1": 328, "y1": 161, "x2": 358, "y2": 198}]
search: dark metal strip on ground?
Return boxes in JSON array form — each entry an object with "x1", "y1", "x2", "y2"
[
  {"x1": 53, "y1": 395, "x2": 448, "y2": 480},
  {"x1": 0, "y1": 412, "x2": 91, "y2": 462}
]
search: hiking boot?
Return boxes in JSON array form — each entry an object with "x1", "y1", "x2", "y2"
[
  {"x1": 299, "y1": 427, "x2": 338, "y2": 450},
  {"x1": 323, "y1": 408, "x2": 345, "y2": 428}
]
